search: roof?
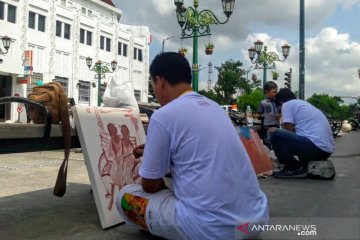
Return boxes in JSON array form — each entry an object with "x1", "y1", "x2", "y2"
[{"x1": 100, "y1": 0, "x2": 115, "y2": 7}]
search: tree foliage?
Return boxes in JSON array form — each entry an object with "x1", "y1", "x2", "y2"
[
  {"x1": 237, "y1": 88, "x2": 264, "y2": 112},
  {"x1": 198, "y1": 89, "x2": 219, "y2": 103},
  {"x1": 307, "y1": 93, "x2": 352, "y2": 119},
  {"x1": 213, "y1": 60, "x2": 250, "y2": 104}
]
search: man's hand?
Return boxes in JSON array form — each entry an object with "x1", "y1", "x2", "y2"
[
  {"x1": 268, "y1": 127, "x2": 278, "y2": 133},
  {"x1": 283, "y1": 122, "x2": 295, "y2": 132},
  {"x1": 142, "y1": 177, "x2": 167, "y2": 193},
  {"x1": 133, "y1": 144, "x2": 145, "y2": 159}
]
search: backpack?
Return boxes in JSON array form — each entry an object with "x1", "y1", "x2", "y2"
[{"x1": 28, "y1": 81, "x2": 71, "y2": 197}]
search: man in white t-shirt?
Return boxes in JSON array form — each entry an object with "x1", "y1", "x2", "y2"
[
  {"x1": 115, "y1": 52, "x2": 269, "y2": 239},
  {"x1": 269, "y1": 88, "x2": 335, "y2": 179}
]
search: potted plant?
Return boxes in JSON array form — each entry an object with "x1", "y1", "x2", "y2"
[
  {"x1": 178, "y1": 48, "x2": 188, "y2": 57},
  {"x1": 205, "y1": 42, "x2": 214, "y2": 55},
  {"x1": 272, "y1": 71, "x2": 279, "y2": 80}
]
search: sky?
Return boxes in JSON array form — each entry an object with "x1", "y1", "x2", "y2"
[{"x1": 113, "y1": 0, "x2": 360, "y2": 103}]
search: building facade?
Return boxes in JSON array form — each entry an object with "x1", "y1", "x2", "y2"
[{"x1": 0, "y1": 0, "x2": 151, "y2": 122}]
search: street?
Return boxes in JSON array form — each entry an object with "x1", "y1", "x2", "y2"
[{"x1": 0, "y1": 132, "x2": 359, "y2": 240}]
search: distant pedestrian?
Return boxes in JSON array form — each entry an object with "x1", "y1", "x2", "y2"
[
  {"x1": 231, "y1": 102, "x2": 238, "y2": 111},
  {"x1": 255, "y1": 81, "x2": 281, "y2": 149},
  {"x1": 269, "y1": 88, "x2": 335, "y2": 179}
]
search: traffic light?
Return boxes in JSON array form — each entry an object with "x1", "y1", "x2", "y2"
[{"x1": 284, "y1": 68, "x2": 292, "y2": 89}]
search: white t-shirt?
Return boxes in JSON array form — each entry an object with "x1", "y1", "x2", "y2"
[
  {"x1": 140, "y1": 92, "x2": 269, "y2": 239},
  {"x1": 282, "y1": 99, "x2": 335, "y2": 153}
]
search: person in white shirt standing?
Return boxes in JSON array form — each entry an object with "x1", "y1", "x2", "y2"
[
  {"x1": 115, "y1": 52, "x2": 269, "y2": 239},
  {"x1": 269, "y1": 88, "x2": 335, "y2": 179}
]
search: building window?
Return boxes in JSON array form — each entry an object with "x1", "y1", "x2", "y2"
[
  {"x1": 78, "y1": 80, "x2": 90, "y2": 104},
  {"x1": 133, "y1": 48, "x2": 143, "y2": 62},
  {"x1": 100, "y1": 36, "x2": 111, "y2": 51},
  {"x1": 138, "y1": 49, "x2": 143, "y2": 62},
  {"x1": 56, "y1": 21, "x2": 71, "y2": 39},
  {"x1": 56, "y1": 20, "x2": 62, "y2": 37},
  {"x1": 54, "y1": 77, "x2": 68, "y2": 95},
  {"x1": 117, "y1": 42, "x2": 122, "y2": 55},
  {"x1": 123, "y1": 44, "x2": 128, "y2": 57},
  {"x1": 86, "y1": 31, "x2": 92, "y2": 46},
  {"x1": 134, "y1": 90, "x2": 141, "y2": 102},
  {"x1": 81, "y1": 7, "x2": 86, "y2": 14},
  {"x1": 29, "y1": 12, "x2": 46, "y2": 32},
  {"x1": 38, "y1": 14, "x2": 45, "y2": 32},
  {"x1": 28, "y1": 11, "x2": 35, "y2": 29},
  {"x1": 87, "y1": 10, "x2": 92, "y2": 16},
  {"x1": 64, "y1": 23, "x2": 70, "y2": 39},
  {"x1": 100, "y1": 36, "x2": 105, "y2": 50},
  {"x1": 7, "y1": 4, "x2": 16, "y2": 23},
  {"x1": 106, "y1": 38, "x2": 111, "y2": 52},
  {"x1": 0, "y1": 2, "x2": 4, "y2": 20},
  {"x1": 80, "y1": 28, "x2": 85, "y2": 44},
  {"x1": 80, "y1": 29, "x2": 92, "y2": 46},
  {"x1": 61, "y1": 0, "x2": 66, "y2": 6}
]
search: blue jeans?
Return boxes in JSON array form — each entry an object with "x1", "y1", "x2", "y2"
[{"x1": 270, "y1": 129, "x2": 331, "y2": 170}]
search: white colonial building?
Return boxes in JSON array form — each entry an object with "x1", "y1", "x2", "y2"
[{"x1": 0, "y1": 0, "x2": 151, "y2": 122}]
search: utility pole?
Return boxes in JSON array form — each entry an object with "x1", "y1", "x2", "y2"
[
  {"x1": 299, "y1": 0, "x2": 305, "y2": 99},
  {"x1": 161, "y1": 36, "x2": 174, "y2": 53},
  {"x1": 207, "y1": 62, "x2": 213, "y2": 90}
]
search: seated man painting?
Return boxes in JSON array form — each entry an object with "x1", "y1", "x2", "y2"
[
  {"x1": 269, "y1": 88, "x2": 335, "y2": 179},
  {"x1": 115, "y1": 52, "x2": 269, "y2": 239}
]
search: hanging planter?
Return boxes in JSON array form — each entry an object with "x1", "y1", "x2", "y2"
[
  {"x1": 178, "y1": 48, "x2": 188, "y2": 57},
  {"x1": 205, "y1": 42, "x2": 214, "y2": 55},
  {"x1": 272, "y1": 71, "x2": 279, "y2": 80}
]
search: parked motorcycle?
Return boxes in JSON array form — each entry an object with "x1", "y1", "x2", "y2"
[
  {"x1": 349, "y1": 115, "x2": 360, "y2": 131},
  {"x1": 349, "y1": 117, "x2": 360, "y2": 131}
]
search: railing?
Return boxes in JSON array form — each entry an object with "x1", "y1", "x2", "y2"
[{"x1": 0, "y1": 97, "x2": 154, "y2": 154}]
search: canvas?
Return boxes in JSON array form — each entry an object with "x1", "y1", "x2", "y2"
[
  {"x1": 237, "y1": 126, "x2": 273, "y2": 174},
  {"x1": 72, "y1": 105, "x2": 146, "y2": 228}
]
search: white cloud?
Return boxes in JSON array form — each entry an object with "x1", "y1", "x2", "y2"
[
  {"x1": 112, "y1": 0, "x2": 360, "y2": 100},
  {"x1": 336, "y1": 0, "x2": 360, "y2": 10},
  {"x1": 299, "y1": 27, "x2": 360, "y2": 98},
  {"x1": 152, "y1": 0, "x2": 174, "y2": 17}
]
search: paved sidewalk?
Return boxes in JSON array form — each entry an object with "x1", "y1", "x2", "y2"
[{"x1": 0, "y1": 132, "x2": 359, "y2": 240}]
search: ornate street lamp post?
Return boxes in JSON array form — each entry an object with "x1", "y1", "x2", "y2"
[
  {"x1": 0, "y1": 36, "x2": 11, "y2": 55},
  {"x1": 248, "y1": 40, "x2": 290, "y2": 87},
  {"x1": 86, "y1": 57, "x2": 117, "y2": 106},
  {"x1": 174, "y1": 0, "x2": 236, "y2": 92}
]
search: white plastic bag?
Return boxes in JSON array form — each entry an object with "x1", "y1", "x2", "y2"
[{"x1": 103, "y1": 78, "x2": 139, "y2": 110}]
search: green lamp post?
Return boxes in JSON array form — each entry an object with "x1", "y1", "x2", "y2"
[
  {"x1": 248, "y1": 40, "x2": 290, "y2": 88},
  {"x1": 174, "y1": 0, "x2": 236, "y2": 92},
  {"x1": 86, "y1": 57, "x2": 117, "y2": 106}
]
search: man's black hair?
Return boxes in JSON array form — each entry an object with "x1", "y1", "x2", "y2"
[
  {"x1": 275, "y1": 88, "x2": 297, "y2": 106},
  {"x1": 150, "y1": 52, "x2": 192, "y2": 85},
  {"x1": 263, "y1": 81, "x2": 278, "y2": 93}
]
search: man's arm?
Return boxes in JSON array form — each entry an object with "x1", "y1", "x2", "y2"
[
  {"x1": 141, "y1": 177, "x2": 167, "y2": 193},
  {"x1": 138, "y1": 118, "x2": 170, "y2": 194},
  {"x1": 283, "y1": 122, "x2": 295, "y2": 132},
  {"x1": 133, "y1": 144, "x2": 167, "y2": 193}
]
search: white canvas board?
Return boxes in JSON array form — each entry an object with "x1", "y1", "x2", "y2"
[{"x1": 72, "y1": 105, "x2": 146, "y2": 228}]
